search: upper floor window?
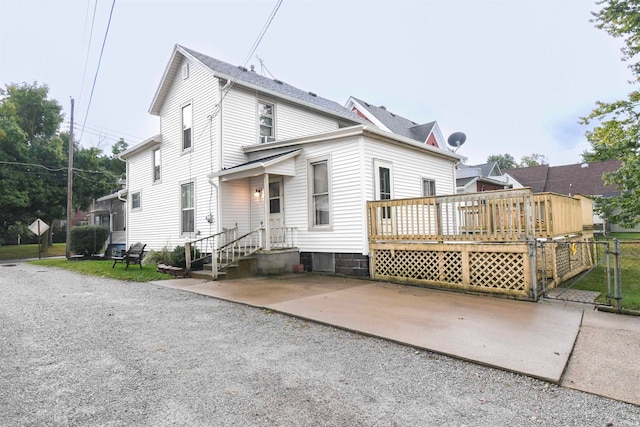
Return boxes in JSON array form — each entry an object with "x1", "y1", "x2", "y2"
[
  {"x1": 422, "y1": 178, "x2": 436, "y2": 196},
  {"x1": 153, "y1": 149, "x2": 161, "y2": 182},
  {"x1": 259, "y1": 101, "x2": 274, "y2": 143},
  {"x1": 182, "y1": 103, "x2": 192, "y2": 150}
]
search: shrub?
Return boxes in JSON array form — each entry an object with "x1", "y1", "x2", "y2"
[
  {"x1": 70, "y1": 226, "x2": 110, "y2": 256},
  {"x1": 169, "y1": 245, "x2": 203, "y2": 269}
]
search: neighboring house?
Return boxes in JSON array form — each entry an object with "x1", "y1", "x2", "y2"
[
  {"x1": 345, "y1": 97, "x2": 444, "y2": 148},
  {"x1": 503, "y1": 160, "x2": 627, "y2": 231},
  {"x1": 120, "y1": 44, "x2": 462, "y2": 276},
  {"x1": 455, "y1": 162, "x2": 512, "y2": 194},
  {"x1": 90, "y1": 188, "x2": 127, "y2": 256}
]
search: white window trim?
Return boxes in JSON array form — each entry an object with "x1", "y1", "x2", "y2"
[
  {"x1": 421, "y1": 177, "x2": 436, "y2": 197},
  {"x1": 307, "y1": 155, "x2": 332, "y2": 231},
  {"x1": 258, "y1": 100, "x2": 276, "y2": 144},
  {"x1": 179, "y1": 180, "x2": 195, "y2": 236},
  {"x1": 131, "y1": 191, "x2": 141, "y2": 211},
  {"x1": 152, "y1": 148, "x2": 161, "y2": 183},
  {"x1": 373, "y1": 159, "x2": 394, "y2": 200},
  {"x1": 181, "y1": 101, "x2": 193, "y2": 153}
]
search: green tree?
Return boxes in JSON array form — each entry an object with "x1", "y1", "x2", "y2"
[
  {"x1": 0, "y1": 83, "x2": 66, "y2": 236},
  {"x1": 0, "y1": 82, "x2": 126, "y2": 239},
  {"x1": 487, "y1": 153, "x2": 517, "y2": 170},
  {"x1": 580, "y1": 0, "x2": 640, "y2": 227},
  {"x1": 519, "y1": 153, "x2": 548, "y2": 168}
]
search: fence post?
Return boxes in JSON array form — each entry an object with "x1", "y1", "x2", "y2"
[
  {"x1": 605, "y1": 241, "x2": 612, "y2": 305},
  {"x1": 529, "y1": 240, "x2": 538, "y2": 300},
  {"x1": 212, "y1": 251, "x2": 218, "y2": 280},
  {"x1": 613, "y1": 238, "x2": 622, "y2": 312}
]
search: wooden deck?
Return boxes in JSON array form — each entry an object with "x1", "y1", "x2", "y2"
[{"x1": 366, "y1": 188, "x2": 594, "y2": 300}]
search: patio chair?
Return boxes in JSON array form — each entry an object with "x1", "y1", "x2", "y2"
[{"x1": 112, "y1": 243, "x2": 147, "y2": 270}]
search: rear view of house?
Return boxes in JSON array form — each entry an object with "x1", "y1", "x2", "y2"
[{"x1": 120, "y1": 45, "x2": 461, "y2": 277}]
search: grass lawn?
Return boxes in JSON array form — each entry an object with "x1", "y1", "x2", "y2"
[
  {"x1": 0, "y1": 243, "x2": 67, "y2": 260},
  {"x1": 29, "y1": 258, "x2": 171, "y2": 282},
  {"x1": 567, "y1": 238, "x2": 640, "y2": 311}
]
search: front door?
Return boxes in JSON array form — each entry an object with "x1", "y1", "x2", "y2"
[{"x1": 268, "y1": 178, "x2": 284, "y2": 243}]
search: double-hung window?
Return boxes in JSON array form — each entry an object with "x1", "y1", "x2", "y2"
[
  {"x1": 182, "y1": 103, "x2": 192, "y2": 151},
  {"x1": 131, "y1": 192, "x2": 141, "y2": 210},
  {"x1": 153, "y1": 149, "x2": 161, "y2": 182},
  {"x1": 422, "y1": 178, "x2": 436, "y2": 196},
  {"x1": 259, "y1": 101, "x2": 274, "y2": 143},
  {"x1": 181, "y1": 182, "x2": 194, "y2": 234},
  {"x1": 309, "y1": 157, "x2": 331, "y2": 228}
]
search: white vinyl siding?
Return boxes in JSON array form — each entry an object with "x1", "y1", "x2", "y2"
[
  {"x1": 221, "y1": 86, "x2": 341, "y2": 169},
  {"x1": 127, "y1": 57, "x2": 219, "y2": 250}
]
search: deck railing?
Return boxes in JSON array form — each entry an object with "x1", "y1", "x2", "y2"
[{"x1": 367, "y1": 188, "x2": 588, "y2": 243}]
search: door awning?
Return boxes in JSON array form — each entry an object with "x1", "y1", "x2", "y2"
[{"x1": 208, "y1": 149, "x2": 301, "y2": 182}]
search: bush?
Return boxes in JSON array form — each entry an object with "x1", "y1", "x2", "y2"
[
  {"x1": 169, "y1": 245, "x2": 203, "y2": 269},
  {"x1": 70, "y1": 226, "x2": 109, "y2": 256}
]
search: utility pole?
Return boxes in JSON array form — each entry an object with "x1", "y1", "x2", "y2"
[{"x1": 65, "y1": 98, "x2": 74, "y2": 259}]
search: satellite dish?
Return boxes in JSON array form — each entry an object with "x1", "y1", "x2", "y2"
[{"x1": 447, "y1": 132, "x2": 467, "y2": 152}]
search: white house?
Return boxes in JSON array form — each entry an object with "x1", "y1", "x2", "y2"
[{"x1": 120, "y1": 44, "x2": 462, "y2": 276}]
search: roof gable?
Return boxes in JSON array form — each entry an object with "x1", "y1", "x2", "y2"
[
  {"x1": 346, "y1": 96, "x2": 443, "y2": 147},
  {"x1": 150, "y1": 45, "x2": 366, "y2": 125}
]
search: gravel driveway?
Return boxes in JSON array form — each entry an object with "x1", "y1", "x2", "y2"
[{"x1": 1, "y1": 263, "x2": 639, "y2": 426}]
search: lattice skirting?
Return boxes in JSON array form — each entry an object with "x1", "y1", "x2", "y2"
[{"x1": 370, "y1": 242, "x2": 532, "y2": 298}]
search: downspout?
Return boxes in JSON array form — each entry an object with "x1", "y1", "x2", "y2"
[{"x1": 218, "y1": 78, "x2": 232, "y2": 172}]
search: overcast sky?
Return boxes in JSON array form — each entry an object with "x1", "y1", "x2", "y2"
[{"x1": 0, "y1": 0, "x2": 633, "y2": 166}]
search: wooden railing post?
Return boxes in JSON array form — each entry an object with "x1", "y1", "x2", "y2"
[{"x1": 185, "y1": 241, "x2": 192, "y2": 272}]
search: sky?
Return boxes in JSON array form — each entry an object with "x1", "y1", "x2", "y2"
[{"x1": 0, "y1": 0, "x2": 634, "y2": 166}]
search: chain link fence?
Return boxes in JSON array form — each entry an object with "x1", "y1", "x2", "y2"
[{"x1": 576, "y1": 238, "x2": 640, "y2": 312}]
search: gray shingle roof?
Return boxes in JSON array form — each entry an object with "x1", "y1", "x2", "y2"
[
  {"x1": 351, "y1": 97, "x2": 435, "y2": 142},
  {"x1": 505, "y1": 160, "x2": 622, "y2": 196},
  {"x1": 181, "y1": 46, "x2": 366, "y2": 125}
]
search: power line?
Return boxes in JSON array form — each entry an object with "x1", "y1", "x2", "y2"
[
  {"x1": 219, "y1": 0, "x2": 284, "y2": 104},
  {"x1": 79, "y1": 0, "x2": 116, "y2": 144},
  {"x1": 78, "y1": 0, "x2": 98, "y2": 108},
  {"x1": 0, "y1": 161, "x2": 111, "y2": 174}
]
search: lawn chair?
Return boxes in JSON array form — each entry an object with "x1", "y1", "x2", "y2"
[{"x1": 112, "y1": 243, "x2": 147, "y2": 269}]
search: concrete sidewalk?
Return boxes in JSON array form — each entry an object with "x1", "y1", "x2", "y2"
[{"x1": 151, "y1": 274, "x2": 640, "y2": 406}]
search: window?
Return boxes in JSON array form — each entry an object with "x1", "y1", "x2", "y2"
[
  {"x1": 131, "y1": 192, "x2": 141, "y2": 210},
  {"x1": 374, "y1": 160, "x2": 393, "y2": 219},
  {"x1": 422, "y1": 178, "x2": 436, "y2": 196},
  {"x1": 259, "y1": 101, "x2": 274, "y2": 143},
  {"x1": 181, "y1": 182, "x2": 194, "y2": 234},
  {"x1": 309, "y1": 158, "x2": 331, "y2": 228},
  {"x1": 182, "y1": 103, "x2": 192, "y2": 150},
  {"x1": 95, "y1": 214, "x2": 109, "y2": 227},
  {"x1": 153, "y1": 149, "x2": 161, "y2": 182},
  {"x1": 269, "y1": 181, "x2": 280, "y2": 214}
]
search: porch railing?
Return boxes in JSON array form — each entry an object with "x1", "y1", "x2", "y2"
[
  {"x1": 367, "y1": 188, "x2": 589, "y2": 243},
  {"x1": 186, "y1": 224, "x2": 297, "y2": 278},
  {"x1": 185, "y1": 225, "x2": 238, "y2": 270}
]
